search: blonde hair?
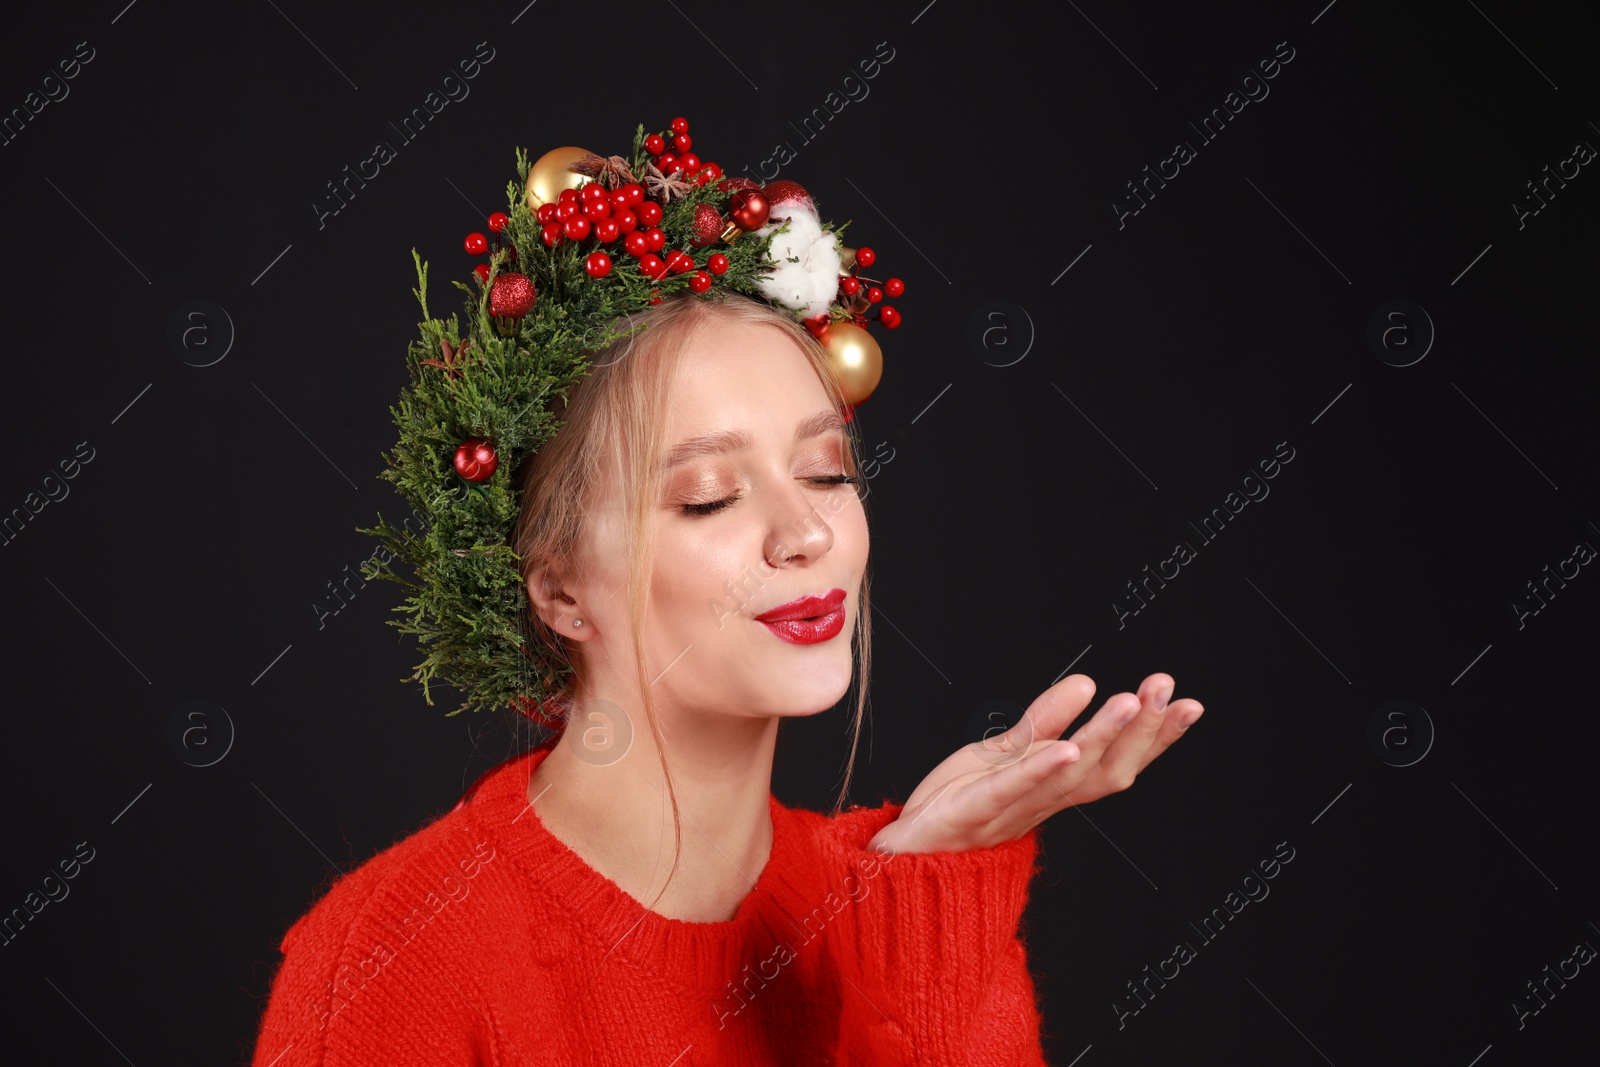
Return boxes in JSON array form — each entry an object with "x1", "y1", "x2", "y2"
[{"x1": 510, "y1": 291, "x2": 874, "y2": 909}]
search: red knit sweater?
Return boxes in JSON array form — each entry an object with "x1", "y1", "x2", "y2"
[{"x1": 250, "y1": 738, "x2": 1050, "y2": 1065}]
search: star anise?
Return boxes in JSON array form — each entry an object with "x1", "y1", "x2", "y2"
[
  {"x1": 641, "y1": 160, "x2": 694, "y2": 205},
  {"x1": 569, "y1": 153, "x2": 637, "y2": 189},
  {"x1": 421, "y1": 335, "x2": 474, "y2": 380}
]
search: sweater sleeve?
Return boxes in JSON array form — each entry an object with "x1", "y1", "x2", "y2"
[
  {"x1": 249, "y1": 884, "x2": 491, "y2": 1067},
  {"x1": 815, "y1": 802, "x2": 1050, "y2": 1067}
]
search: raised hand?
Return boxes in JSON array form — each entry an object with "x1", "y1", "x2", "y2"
[{"x1": 867, "y1": 673, "x2": 1203, "y2": 855}]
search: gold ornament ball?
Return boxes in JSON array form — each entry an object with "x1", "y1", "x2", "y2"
[
  {"x1": 822, "y1": 322, "x2": 883, "y2": 405},
  {"x1": 838, "y1": 246, "x2": 858, "y2": 271},
  {"x1": 525, "y1": 146, "x2": 594, "y2": 211}
]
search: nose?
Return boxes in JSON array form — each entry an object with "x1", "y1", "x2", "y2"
[{"x1": 762, "y1": 479, "x2": 834, "y2": 568}]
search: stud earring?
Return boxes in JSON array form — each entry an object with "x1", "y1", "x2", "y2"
[{"x1": 572, "y1": 619, "x2": 583, "y2": 627}]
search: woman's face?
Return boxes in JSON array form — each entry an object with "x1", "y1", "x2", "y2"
[{"x1": 565, "y1": 318, "x2": 869, "y2": 724}]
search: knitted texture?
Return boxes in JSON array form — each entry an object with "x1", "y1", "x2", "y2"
[{"x1": 249, "y1": 740, "x2": 1050, "y2": 1065}]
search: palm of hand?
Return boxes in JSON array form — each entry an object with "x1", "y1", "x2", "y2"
[{"x1": 868, "y1": 673, "x2": 1203, "y2": 855}]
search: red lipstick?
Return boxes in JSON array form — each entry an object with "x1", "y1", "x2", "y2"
[{"x1": 755, "y1": 588, "x2": 847, "y2": 645}]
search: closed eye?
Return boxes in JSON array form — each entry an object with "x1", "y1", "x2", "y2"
[{"x1": 679, "y1": 475, "x2": 860, "y2": 517}]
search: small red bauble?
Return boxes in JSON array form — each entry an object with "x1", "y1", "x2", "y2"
[
  {"x1": 867, "y1": 286, "x2": 884, "y2": 303},
  {"x1": 689, "y1": 270, "x2": 713, "y2": 293},
  {"x1": 623, "y1": 230, "x2": 650, "y2": 257},
  {"x1": 487, "y1": 212, "x2": 509, "y2": 233},
  {"x1": 593, "y1": 218, "x2": 621, "y2": 244},
  {"x1": 728, "y1": 190, "x2": 770, "y2": 232},
  {"x1": 645, "y1": 133, "x2": 665, "y2": 155},
  {"x1": 637, "y1": 201, "x2": 663, "y2": 227},
  {"x1": 613, "y1": 208, "x2": 639, "y2": 234},
  {"x1": 670, "y1": 116, "x2": 689, "y2": 135},
  {"x1": 840, "y1": 276, "x2": 860, "y2": 296},
  {"x1": 673, "y1": 133, "x2": 692, "y2": 154},
  {"x1": 638, "y1": 254, "x2": 667, "y2": 279},
  {"x1": 454, "y1": 438, "x2": 498, "y2": 483},
  {"x1": 885, "y1": 277, "x2": 905, "y2": 297},
  {"x1": 585, "y1": 252, "x2": 612, "y2": 279},
  {"x1": 879, "y1": 306, "x2": 902, "y2": 329},
  {"x1": 563, "y1": 215, "x2": 591, "y2": 240},
  {"x1": 473, "y1": 263, "x2": 490, "y2": 283},
  {"x1": 464, "y1": 232, "x2": 488, "y2": 255},
  {"x1": 537, "y1": 203, "x2": 557, "y2": 224},
  {"x1": 707, "y1": 253, "x2": 729, "y2": 275},
  {"x1": 855, "y1": 246, "x2": 876, "y2": 268},
  {"x1": 541, "y1": 221, "x2": 565, "y2": 247},
  {"x1": 488, "y1": 272, "x2": 537, "y2": 318},
  {"x1": 645, "y1": 227, "x2": 666, "y2": 252},
  {"x1": 665, "y1": 249, "x2": 695, "y2": 274},
  {"x1": 689, "y1": 203, "x2": 723, "y2": 247}
]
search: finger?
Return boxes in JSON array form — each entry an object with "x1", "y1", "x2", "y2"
[
  {"x1": 968, "y1": 740, "x2": 1081, "y2": 827},
  {"x1": 1130, "y1": 698, "x2": 1205, "y2": 773},
  {"x1": 1092, "y1": 677, "x2": 1177, "y2": 789},
  {"x1": 1002, "y1": 673, "x2": 1097, "y2": 754},
  {"x1": 1062, "y1": 691, "x2": 1144, "y2": 767}
]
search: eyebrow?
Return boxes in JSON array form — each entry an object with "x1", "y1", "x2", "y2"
[{"x1": 661, "y1": 409, "x2": 847, "y2": 472}]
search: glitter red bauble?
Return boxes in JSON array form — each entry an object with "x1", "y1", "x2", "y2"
[
  {"x1": 488, "y1": 272, "x2": 536, "y2": 318},
  {"x1": 717, "y1": 176, "x2": 759, "y2": 199},
  {"x1": 689, "y1": 203, "x2": 723, "y2": 247},
  {"x1": 454, "y1": 438, "x2": 498, "y2": 482},
  {"x1": 761, "y1": 179, "x2": 813, "y2": 215}
]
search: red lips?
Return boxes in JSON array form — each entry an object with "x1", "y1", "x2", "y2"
[{"x1": 754, "y1": 588, "x2": 846, "y2": 622}]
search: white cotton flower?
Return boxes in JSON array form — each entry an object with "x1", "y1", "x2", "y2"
[{"x1": 754, "y1": 204, "x2": 842, "y2": 319}]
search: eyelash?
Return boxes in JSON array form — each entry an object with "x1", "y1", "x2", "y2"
[{"x1": 680, "y1": 475, "x2": 860, "y2": 517}]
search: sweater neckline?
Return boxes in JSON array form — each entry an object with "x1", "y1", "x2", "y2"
[{"x1": 461, "y1": 737, "x2": 815, "y2": 987}]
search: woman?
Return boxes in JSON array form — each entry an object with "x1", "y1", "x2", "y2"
[{"x1": 249, "y1": 290, "x2": 1203, "y2": 1066}]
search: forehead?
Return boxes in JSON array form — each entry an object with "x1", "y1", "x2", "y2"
[{"x1": 662, "y1": 319, "x2": 833, "y2": 430}]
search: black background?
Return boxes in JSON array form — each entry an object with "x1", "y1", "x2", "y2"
[{"x1": 1, "y1": 1, "x2": 1597, "y2": 1063}]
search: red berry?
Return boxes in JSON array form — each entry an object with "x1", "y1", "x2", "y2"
[
  {"x1": 621, "y1": 183, "x2": 645, "y2": 206},
  {"x1": 610, "y1": 188, "x2": 629, "y2": 208},
  {"x1": 699, "y1": 162, "x2": 723, "y2": 182},
  {"x1": 677, "y1": 152, "x2": 701, "y2": 173},
  {"x1": 557, "y1": 188, "x2": 579, "y2": 203},
  {"x1": 563, "y1": 215, "x2": 591, "y2": 240},
  {"x1": 585, "y1": 252, "x2": 612, "y2": 279},
  {"x1": 464, "y1": 232, "x2": 488, "y2": 255},
  {"x1": 855, "y1": 247, "x2": 876, "y2": 268},
  {"x1": 659, "y1": 153, "x2": 679, "y2": 175},
  {"x1": 665, "y1": 249, "x2": 695, "y2": 273},
  {"x1": 541, "y1": 221, "x2": 565, "y2": 247},
  {"x1": 637, "y1": 201, "x2": 663, "y2": 227},
  {"x1": 487, "y1": 212, "x2": 509, "y2": 233},
  {"x1": 580, "y1": 182, "x2": 607, "y2": 201},
  {"x1": 840, "y1": 276, "x2": 860, "y2": 296},
  {"x1": 689, "y1": 270, "x2": 712, "y2": 294},
  {"x1": 583, "y1": 199, "x2": 611, "y2": 221},
  {"x1": 556, "y1": 201, "x2": 580, "y2": 221},
  {"x1": 536, "y1": 203, "x2": 558, "y2": 224},
  {"x1": 673, "y1": 133, "x2": 692, "y2": 154},
  {"x1": 670, "y1": 117, "x2": 688, "y2": 135},
  {"x1": 867, "y1": 286, "x2": 883, "y2": 303},
  {"x1": 593, "y1": 218, "x2": 621, "y2": 243},
  {"x1": 879, "y1": 306, "x2": 901, "y2": 329},
  {"x1": 638, "y1": 254, "x2": 667, "y2": 280},
  {"x1": 613, "y1": 208, "x2": 639, "y2": 234},
  {"x1": 624, "y1": 230, "x2": 650, "y2": 257},
  {"x1": 473, "y1": 263, "x2": 490, "y2": 283},
  {"x1": 649, "y1": 288, "x2": 664, "y2": 305},
  {"x1": 707, "y1": 253, "x2": 729, "y2": 275},
  {"x1": 645, "y1": 227, "x2": 665, "y2": 252},
  {"x1": 885, "y1": 277, "x2": 905, "y2": 297},
  {"x1": 695, "y1": 170, "x2": 715, "y2": 187},
  {"x1": 645, "y1": 134, "x2": 665, "y2": 155}
]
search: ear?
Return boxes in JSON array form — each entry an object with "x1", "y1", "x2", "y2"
[{"x1": 526, "y1": 563, "x2": 592, "y2": 640}]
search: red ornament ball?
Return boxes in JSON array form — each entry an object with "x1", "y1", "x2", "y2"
[
  {"x1": 878, "y1": 306, "x2": 901, "y2": 329},
  {"x1": 689, "y1": 270, "x2": 713, "y2": 294},
  {"x1": 885, "y1": 277, "x2": 905, "y2": 297},
  {"x1": 645, "y1": 133, "x2": 665, "y2": 155},
  {"x1": 585, "y1": 252, "x2": 612, "y2": 279},
  {"x1": 488, "y1": 272, "x2": 537, "y2": 318},
  {"x1": 689, "y1": 203, "x2": 724, "y2": 247},
  {"x1": 454, "y1": 438, "x2": 498, "y2": 482},
  {"x1": 637, "y1": 254, "x2": 667, "y2": 279},
  {"x1": 761, "y1": 179, "x2": 813, "y2": 215},
  {"x1": 728, "y1": 190, "x2": 770, "y2": 232},
  {"x1": 707, "y1": 253, "x2": 729, "y2": 275},
  {"x1": 637, "y1": 201, "x2": 663, "y2": 227},
  {"x1": 855, "y1": 246, "x2": 876, "y2": 268},
  {"x1": 487, "y1": 212, "x2": 509, "y2": 233},
  {"x1": 464, "y1": 232, "x2": 488, "y2": 256}
]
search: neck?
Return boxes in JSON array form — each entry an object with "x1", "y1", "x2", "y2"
[{"x1": 527, "y1": 703, "x2": 779, "y2": 922}]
